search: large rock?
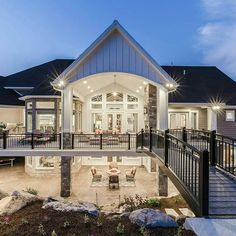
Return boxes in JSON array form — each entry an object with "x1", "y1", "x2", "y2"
[
  {"x1": 129, "y1": 208, "x2": 178, "y2": 228},
  {"x1": 0, "y1": 191, "x2": 39, "y2": 216},
  {"x1": 42, "y1": 200, "x2": 99, "y2": 217},
  {"x1": 0, "y1": 189, "x2": 9, "y2": 200}
]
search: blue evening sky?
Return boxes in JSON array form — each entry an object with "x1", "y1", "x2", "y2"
[{"x1": 0, "y1": 0, "x2": 235, "y2": 78}]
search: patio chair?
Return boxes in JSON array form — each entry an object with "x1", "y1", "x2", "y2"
[
  {"x1": 109, "y1": 175, "x2": 119, "y2": 189},
  {"x1": 91, "y1": 166, "x2": 102, "y2": 182},
  {"x1": 125, "y1": 167, "x2": 137, "y2": 181}
]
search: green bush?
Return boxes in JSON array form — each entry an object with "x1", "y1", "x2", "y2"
[
  {"x1": 25, "y1": 187, "x2": 38, "y2": 196},
  {"x1": 147, "y1": 197, "x2": 160, "y2": 207}
]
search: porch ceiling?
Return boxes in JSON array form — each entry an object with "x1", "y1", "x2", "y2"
[{"x1": 71, "y1": 72, "x2": 153, "y2": 98}]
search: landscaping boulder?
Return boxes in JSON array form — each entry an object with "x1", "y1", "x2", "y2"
[
  {"x1": 42, "y1": 201, "x2": 99, "y2": 217},
  {"x1": 129, "y1": 208, "x2": 178, "y2": 228},
  {"x1": 0, "y1": 191, "x2": 39, "y2": 216},
  {"x1": 0, "y1": 189, "x2": 8, "y2": 200}
]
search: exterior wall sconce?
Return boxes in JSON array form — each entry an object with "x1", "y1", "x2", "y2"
[{"x1": 212, "y1": 105, "x2": 220, "y2": 111}]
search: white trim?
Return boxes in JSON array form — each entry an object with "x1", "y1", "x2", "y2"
[
  {"x1": 4, "y1": 87, "x2": 34, "y2": 89},
  {"x1": 0, "y1": 105, "x2": 24, "y2": 108},
  {"x1": 19, "y1": 95, "x2": 61, "y2": 101}
]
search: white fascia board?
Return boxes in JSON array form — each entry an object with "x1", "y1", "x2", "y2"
[
  {"x1": 4, "y1": 87, "x2": 34, "y2": 89},
  {"x1": 168, "y1": 102, "x2": 226, "y2": 107},
  {"x1": 19, "y1": 95, "x2": 61, "y2": 101},
  {"x1": 0, "y1": 105, "x2": 24, "y2": 108}
]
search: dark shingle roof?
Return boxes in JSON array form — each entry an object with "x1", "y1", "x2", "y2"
[
  {"x1": 0, "y1": 76, "x2": 24, "y2": 106},
  {"x1": 1, "y1": 60, "x2": 236, "y2": 106},
  {"x1": 162, "y1": 66, "x2": 236, "y2": 105},
  {"x1": 5, "y1": 59, "x2": 74, "y2": 93}
]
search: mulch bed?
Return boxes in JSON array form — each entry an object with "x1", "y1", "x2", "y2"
[{"x1": 0, "y1": 200, "x2": 196, "y2": 236}]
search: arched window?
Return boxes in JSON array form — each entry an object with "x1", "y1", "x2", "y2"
[{"x1": 106, "y1": 92, "x2": 123, "y2": 102}]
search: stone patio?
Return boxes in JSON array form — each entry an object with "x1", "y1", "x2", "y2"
[{"x1": 0, "y1": 162, "x2": 179, "y2": 207}]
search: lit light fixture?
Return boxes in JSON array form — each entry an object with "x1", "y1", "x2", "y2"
[
  {"x1": 212, "y1": 105, "x2": 220, "y2": 111},
  {"x1": 166, "y1": 83, "x2": 174, "y2": 88},
  {"x1": 90, "y1": 89, "x2": 94, "y2": 93},
  {"x1": 136, "y1": 90, "x2": 139, "y2": 93},
  {"x1": 112, "y1": 92, "x2": 117, "y2": 96},
  {"x1": 83, "y1": 81, "x2": 87, "y2": 84},
  {"x1": 143, "y1": 81, "x2": 147, "y2": 85},
  {"x1": 58, "y1": 80, "x2": 65, "y2": 87},
  {"x1": 87, "y1": 85, "x2": 91, "y2": 89},
  {"x1": 139, "y1": 86, "x2": 143, "y2": 90}
]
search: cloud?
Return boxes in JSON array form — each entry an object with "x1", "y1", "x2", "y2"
[{"x1": 198, "y1": 0, "x2": 236, "y2": 78}]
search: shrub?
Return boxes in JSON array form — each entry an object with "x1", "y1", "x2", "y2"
[
  {"x1": 21, "y1": 218, "x2": 29, "y2": 225},
  {"x1": 63, "y1": 220, "x2": 70, "y2": 228},
  {"x1": 116, "y1": 222, "x2": 125, "y2": 234},
  {"x1": 147, "y1": 197, "x2": 160, "y2": 207},
  {"x1": 38, "y1": 224, "x2": 46, "y2": 236},
  {"x1": 25, "y1": 187, "x2": 38, "y2": 196},
  {"x1": 51, "y1": 230, "x2": 57, "y2": 236},
  {"x1": 140, "y1": 226, "x2": 150, "y2": 236}
]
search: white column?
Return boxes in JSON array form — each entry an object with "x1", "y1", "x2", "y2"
[
  {"x1": 62, "y1": 85, "x2": 73, "y2": 132},
  {"x1": 158, "y1": 87, "x2": 168, "y2": 130},
  {"x1": 207, "y1": 107, "x2": 217, "y2": 130}
]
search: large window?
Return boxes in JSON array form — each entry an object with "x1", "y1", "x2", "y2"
[
  {"x1": 127, "y1": 113, "x2": 138, "y2": 132},
  {"x1": 106, "y1": 92, "x2": 123, "y2": 102},
  {"x1": 36, "y1": 156, "x2": 55, "y2": 168},
  {"x1": 36, "y1": 112, "x2": 55, "y2": 132},
  {"x1": 92, "y1": 113, "x2": 102, "y2": 132},
  {"x1": 226, "y1": 110, "x2": 235, "y2": 121},
  {"x1": 27, "y1": 111, "x2": 32, "y2": 132}
]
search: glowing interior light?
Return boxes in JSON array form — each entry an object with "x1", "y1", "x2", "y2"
[{"x1": 112, "y1": 92, "x2": 117, "y2": 96}]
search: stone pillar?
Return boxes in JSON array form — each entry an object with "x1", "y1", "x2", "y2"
[
  {"x1": 60, "y1": 156, "x2": 71, "y2": 197},
  {"x1": 157, "y1": 167, "x2": 168, "y2": 196},
  {"x1": 144, "y1": 84, "x2": 157, "y2": 129},
  {"x1": 61, "y1": 85, "x2": 73, "y2": 198}
]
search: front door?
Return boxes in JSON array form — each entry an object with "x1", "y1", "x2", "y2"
[
  {"x1": 169, "y1": 113, "x2": 188, "y2": 129},
  {"x1": 107, "y1": 113, "x2": 122, "y2": 132}
]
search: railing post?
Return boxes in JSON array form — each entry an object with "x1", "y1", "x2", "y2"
[
  {"x1": 72, "y1": 133, "x2": 74, "y2": 149},
  {"x1": 149, "y1": 127, "x2": 152, "y2": 152},
  {"x1": 164, "y1": 129, "x2": 169, "y2": 167},
  {"x1": 210, "y1": 130, "x2": 216, "y2": 166},
  {"x1": 141, "y1": 128, "x2": 144, "y2": 149},
  {"x1": 128, "y1": 133, "x2": 131, "y2": 150},
  {"x1": 3, "y1": 131, "x2": 7, "y2": 149},
  {"x1": 31, "y1": 133, "x2": 34, "y2": 149},
  {"x1": 199, "y1": 149, "x2": 209, "y2": 216},
  {"x1": 100, "y1": 133, "x2": 102, "y2": 150}
]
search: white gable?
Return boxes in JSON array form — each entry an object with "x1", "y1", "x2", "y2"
[{"x1": 53, "y1": 21, "x2": 176, "y2": 87}]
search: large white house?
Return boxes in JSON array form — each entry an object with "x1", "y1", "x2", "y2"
[{"x1": 1, "y1": 20, "x2": 236, "y2": 176}]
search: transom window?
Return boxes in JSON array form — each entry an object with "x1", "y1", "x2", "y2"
[
  {"x1": 91, "y1": 94, "x2": 102, "y2": 102},
  {"x1": 127, "y1": 95, "x2": 138, "y2": 102},
  {"x1": 106, "y1": 92, "x2": 123, "y2": 102}
]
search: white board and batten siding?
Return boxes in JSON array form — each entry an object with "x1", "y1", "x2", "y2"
[{"x1": 69, "y1": 30, "x2": 167, "y2": 86}]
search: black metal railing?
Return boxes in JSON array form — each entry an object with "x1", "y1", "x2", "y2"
[
  {"x1": 215, "y1": 133, "x2": 236, "y2": 176},
  {"x1": 3, "y1": 133, "x2": 61, "y2": 149},
  {"x1": 136, "y1": 128, "x2": 209, "y2": 216},
  {"x1": 72, "y1": 133, "x2": 136, "y2": 150},
  {"x1": 0, "y1": 132, "x2": 136, "y2": 150}
]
